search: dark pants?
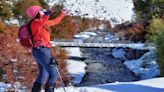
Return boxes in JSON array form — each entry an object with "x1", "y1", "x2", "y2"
[{"x1": 32, "y1": 47, "x2": 58, "y2": 85}]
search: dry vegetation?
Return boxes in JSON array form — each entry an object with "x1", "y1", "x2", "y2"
[{"x1": 113, "y1": 21, "x2": 148, "y2": 42}]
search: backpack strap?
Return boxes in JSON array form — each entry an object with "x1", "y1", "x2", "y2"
[
  {"x1": 27, "y1": 23, "x2": 34, "y2": 43},
  {"x1": 27, "y1": 21, "x2": 44, "y2": 46}
]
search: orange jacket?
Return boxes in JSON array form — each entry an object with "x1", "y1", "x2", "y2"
[{"x1": 30, "y1": 12, "x2": 65, "y2": 48}]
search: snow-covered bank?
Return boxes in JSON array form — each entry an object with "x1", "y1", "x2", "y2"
[
  {"x1": 67, "y1": 60, "x2": 86, "y2": 84},
  {"x1": 124, "y1": 50, "x2": 160, "y2": 79},
  {"x1": 54, "y1": 77, "x2": 164, "y2": 92},
  {"x1": 65, "y1": 47, "x2": 87, "y2": 84},
  {"x1": 1, "y1": 77, "x2": 164, "y2": 92}
]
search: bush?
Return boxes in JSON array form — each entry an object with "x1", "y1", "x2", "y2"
[
  {"x1": 51, "y1": 47, "x2": 74, "y2": 87},
  {"x1": 0, "y1": 22, "x2": 37, "y2": 89},
  {"x1": 145, "y1": 17, "x2": 164, "y2": 42},
  {"x1": 51, "y1": 16, "x2": 77, "y2": 39},
  {"x1": 113, "y1": 21, "x2": 147, "y2": 42},
  {"x1": 0, "y1": 21, "x2": 8, "y2": 33}
]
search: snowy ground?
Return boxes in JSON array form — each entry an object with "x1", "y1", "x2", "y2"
[
  {"x1": 1, "y1": 77, "x2": 164, "y2": 92},
  {"x1": 54, "y1": 77, "x2": 164, "y2": 92}
]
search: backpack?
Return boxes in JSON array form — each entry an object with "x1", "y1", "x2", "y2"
[{"x1": 18, "y1": 23, "x2": 33, "y2": 49}]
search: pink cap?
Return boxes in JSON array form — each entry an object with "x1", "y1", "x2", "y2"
[{"x1": 26, "y1": 6, "x2": 42, "y2": 18}]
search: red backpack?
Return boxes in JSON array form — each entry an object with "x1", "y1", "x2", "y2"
[{"x1": 18, "y1": 23, "x2": 33, "y2": 49}]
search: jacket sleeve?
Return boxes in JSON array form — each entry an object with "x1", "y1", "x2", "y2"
[
  {"x1": 47, "y1": 12, "x2": 65, "y2": 27},
  {"x1": 35, "y1": 15, "x2": 49, "y2": 26}
]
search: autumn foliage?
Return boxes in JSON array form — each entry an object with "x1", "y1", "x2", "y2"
[{"x1": 0, "y1": 21, "x2": 37, "y2": 88}]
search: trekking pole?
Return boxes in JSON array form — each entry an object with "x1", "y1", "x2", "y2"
[
  {"x1": 56, "y1": 66, "x2": 67, "y2": 92},
  {"x1": 56, "y1": 65, "x2": 76, "y2": 87},
  {"x1": 51, "y1": 58, "x2": 67, "y2": 92}
]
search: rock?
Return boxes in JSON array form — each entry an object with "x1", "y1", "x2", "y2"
[
  {"x1": 112, "y1": 48, "x2": 125, "y2": 59},
  {"x1": 124, "y1": 50, "x2": 159, "y2": 79},
  {"x1": 125, "y1": 48, "x2": 148, "y2": 60}
]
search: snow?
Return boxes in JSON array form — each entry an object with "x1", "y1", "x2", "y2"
[
  {"x1": 74, "y1": 34, "x2": 90, "y2": 39},
  {"x1": 112, "y1": 48, "x2": 125, "y2": 59},
  {"x1": 79, "y1": 32, "x2": 97, "y2": 36},
  {"x1": 54, "y1": 77, "x2": 164, "y2": 92},
  {"x1": 124, "y1": 50, "x2": 160, "y2": 79},
  {"x1": 5, "y1": 19, "x2": 19, "y2": 26},
  {"x1": 0, "y1": 82, "x2": 12, "y2": 91},
  {"x1": 65, "y1": 47, "x2": 82, "y2": 57},
  {"x1": 105, "y1": 34, "x2": 120, "y2": 42},
  {"x1": 127, "y1": 43, "x2": 145, "y2": 49},
  {"x1": 1, "y1": 77, "x2": 164, "y2": 92},
  {"x1": 75, "y1": 32, "x2": 97, "y2": 37},
  {"x1": 48, "y1": 0, "x2": 135, "y2": 27},
  {"x1": 65, "y1": 47, "x2": 87, "y2": 84},
  {"x1": 74, "y1": 31, "x2": 97, "y2": 41},
  {"x1": 67, "y1": 60, "x2": 86, "y2": 84}
]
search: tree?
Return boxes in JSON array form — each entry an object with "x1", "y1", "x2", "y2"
[
  {"x1": 133, "y1": 0, "x2": 164, "y2": 21},
  {"x1": 145, "y1": 17, "x2": 164, "y2": 76},
  {"x1": 0, "y1": 0, "x2": 12, "y2": 21}
]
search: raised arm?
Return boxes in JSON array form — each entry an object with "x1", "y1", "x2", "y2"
[
  {"x1": 35, "y1": 15, "x2": 49, "y2": 26},
  {"x1": 47, "y1": 12, "x2": 65, "y2": 27}
]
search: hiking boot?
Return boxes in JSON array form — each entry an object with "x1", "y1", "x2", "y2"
[
  {"x1": 31, "y1": 82, "x2": 42, "y2": 92},
  {"x1": 45, "y1": 83, "x2": 55, "y2": 92}
]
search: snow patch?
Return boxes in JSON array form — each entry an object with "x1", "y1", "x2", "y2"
[
  {"x1": 65, "y1": 47, "x2": 82, "y2": 57},
  {"x1": 67, "y1": 60, "x2": 87, "y2": 84}
]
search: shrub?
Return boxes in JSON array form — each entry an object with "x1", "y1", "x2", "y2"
[
  {"x1": 51, "y1": 47, "x2": 74, "y2": 87},
  {"x1": 0, "y1": 21, "x2": 8, "y2": 33},
  {"x1": 113, "y1": 21, "x2": 147, "y2": 42},
  {"x1": 51, "y1": 16, "x2": 77, "y2": 39},
  {"x1": 145, "y1": 17, "x2": 164, "y2": 42}
]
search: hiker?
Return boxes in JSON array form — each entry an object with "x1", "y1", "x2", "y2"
[{"x1": 26, "y1": 5, "x2": 66, "y2": 92}]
